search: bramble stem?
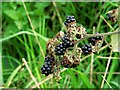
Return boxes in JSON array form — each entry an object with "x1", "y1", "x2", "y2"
[{"x1": 75, "y1": 30, "x2": 120, "y2": 45}]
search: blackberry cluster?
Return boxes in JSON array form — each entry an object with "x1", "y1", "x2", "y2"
[
  {"x1": 55, "y1": 43, "x2": 66, "y2": 55},
  {"x1": 55, "y1": 34, "x2": 74, "y2": 55},
  {"x1": 62, "y1": 34, "x2": 74, "y2": 48},
  {"x1": 64, "y1": 15, "x2": 76, "y2": 26},
  {"x1": 41, "y1": 56, "x2": 55, "y2": 76},
  {"x1": 81, "y1": 44, "x2": 92, "y2": 54},
  {"x1": 89, "y1": 35, "x2": 103, "y2": 46}
]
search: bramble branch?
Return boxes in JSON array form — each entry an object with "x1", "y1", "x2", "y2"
[{"x1": 76, "y1": 30, "x2": 120, "y2": 45}]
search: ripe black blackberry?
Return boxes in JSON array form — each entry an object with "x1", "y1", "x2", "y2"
[
  {"x1": 64, "y1": 15, "x2": 76, "y2": 26},
  {"x1": 62, "y1": 34, "x2": 74, "y2": 48},
  {"x1": 81, "y1": 44, "x2": 92, "y2": 54},
  {"x1": 55, "y1": 43, "x2": 66, "y2": 55},
  {"x1": 89, "y1": 35, "x2": 103, "y2": 46},
  {"x1": 41, "y1": 56, "x2": 55, "y2": 76}
]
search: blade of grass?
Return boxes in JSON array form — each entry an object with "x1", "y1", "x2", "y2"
[
  {"x1": 28, "y1": 34, "x2": 42, "y2": 81},
  {"x1": 67, "y1": 69, "x2": 78, "y2": 87},
  {"x1": 0, "y1": 46, "x2": 3, "y2": 86},
  {"x1": 0, "y1": 31, "x2": 49, "y2": 42},
  {"x1": 104, "y1": 53, "x2": 119, "y2": 88},
  {"x1": 71, "y1": 69, "x2": 95, "y2": 88},
  {"x1": 90, "y1": 53, "x2": 94, "y2": 84},
  {"x1": 25, "y1": 80, "x2": 34, "y2": 88},
  {"x1": 100, "y1": 15, "x2": 114, "y2": 31},
  {"x1": 5, "y1": 63, "x2": 24, "y2": 87},
  {"x1": 2, "y1": 55, "x2": 20, "y2": 65},
  {"x1": 0, "y1": 1, "x2": 2, "y2": 85},
  {"x1": 22, "y1": 58, "x2": 40, "y2": 88},
  {"x1": 22, "y1": 1, "x2": 45, "y2": 59},
  {"x1": 32, "y1": 68, "x2": 67, "y2": 88},
  {"x1": 52, "y1": 2, "x2": 67, "y2": 32},
  {"x1": 101, "y1": 75, "x2": 113, "y2": 90},
  {"x1": 23, "y1": 35, "x2": 32, "y2": 68},
  {"x1": 100, "y1": 50, "x2": 113, "y2": 88}
]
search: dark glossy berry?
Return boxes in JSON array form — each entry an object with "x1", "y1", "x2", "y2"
[
  {"x1": 76, "y1": 34, "x2": 81, "y2": 39},
  {"x1": 66, "y1": 15, "x2": 75, "y2": 22},
  {"x1": 62, "y1": 34, "x2": 74, "y2": 48},
  {"x1": 55, "y1": 43, "x2": 66, "y2": 55},
  {"x1": 89, "y1": 37, "x2": 96, "y2": 46},
  {"x1": 89, "y1": 33, "x2": 103, "y2": 46},
  {"x1": 81, "y1": 44, "x2": 92, "y2": 54},
  {"x1": 41, "y1": 56, "x2": 55, "y2": 76},
  {"x1": 64, "y1": 22, "x2": 68, "y2": 26},
  {"x1": 64, "y1": 15, "x2": 76, "y2": 26}
]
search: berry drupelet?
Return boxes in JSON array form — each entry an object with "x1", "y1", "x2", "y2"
[
  {"x1": 81, "y1": 44, "x2": 92, "y2": 54},
  {"x1": 41, "y1": 56, "x2": 55, "y2": 76},
  {"x1": 62, "y1": 34, "x2": 74, "y2": 48},
  {"x1": 55, "y1": 43, "x2": 66, "y2": 55},
  {"x1": 89, "y1": 35, "x2": 103, "y2": 46},
  {"x1": 64, "y1": 15, "x2": 76, "y2": 26}
]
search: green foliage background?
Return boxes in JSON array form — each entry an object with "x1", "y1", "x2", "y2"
[{"x1": 1, "y1": 2, "x2": 119, "y2": 88}]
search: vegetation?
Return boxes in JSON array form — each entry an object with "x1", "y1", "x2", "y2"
[{"x1": 1, "y1": 2, "x2": 119, "y2": 89}]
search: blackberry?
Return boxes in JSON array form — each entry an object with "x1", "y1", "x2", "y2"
[
  {"x1": 41, "y1": 56, "x2": 55, "y2": 76},
  {"x1": 81, "y1": 44, "x2": 92, "y2": 54},
  {"x1": 64, "y1": 15, "x2": 76, "y2": 26},
  {"x1": 76, "y1": 34, "x2": 81, "y2": 39},
  {"x1": 61, "y1": 56, "x2": 80, "y2": 68},
  {"x1": 55, "y1": 43, "x2": 66, "y2": 55},
  {"x1": 62, "y1": 34, "x2": 74, "y2": 48},
  {"x1": 61, "y1": 56, "x2": 72, "y2": 68},
  {"x1": 89, "y1": 35, "x2": 103, "y2": 46}
]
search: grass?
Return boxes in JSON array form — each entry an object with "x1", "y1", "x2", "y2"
[{"x1": 1, "y1": 1, "x2": 119, "y2": 89}]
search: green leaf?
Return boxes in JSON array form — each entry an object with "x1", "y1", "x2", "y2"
[
  {"x1": 4, "y1": 9, "x2": 19, "y2": 20},
  {"x1": 110, "y1": 75, "x2": 120, "y2": 88},
  {"x1": 3, "y1": 23, "x2": 18, "y2": 37},
  {"x1": 34, "y1": 3, "x2": 49, "y2": 10},
  {"x1": 10, "y1": 2, "x2": 17, "y2": 10},
  {"x1": 14, "y1": 20, "x2": 23, "y2": 30},
  {"x1": 34, "y1": 3, "x2": 50, "y2": 15}
]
